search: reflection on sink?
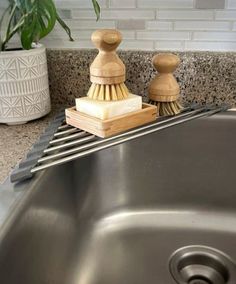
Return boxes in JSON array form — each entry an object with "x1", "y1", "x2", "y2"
[{"x1": 0, "y1": 112, "x2": 236, "y2": 284}]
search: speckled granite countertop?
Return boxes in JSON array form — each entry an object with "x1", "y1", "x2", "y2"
[
  {"x1": 47, "y1": 50, "x2": 236, "y2": 107},
  {"x1": 0, "y1": 109, "x2": 61, "y2": 184},
  {"x1": 1, "y1": 49, "x2": 236, "y2": 184}
]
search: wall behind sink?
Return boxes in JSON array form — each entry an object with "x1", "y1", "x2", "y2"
[
  {"x1": 42, "y1": 0, "x2": 236, "y2": 51},
  {"x1": 1, "y1": 0, "x2": 236, "y2": 51}
]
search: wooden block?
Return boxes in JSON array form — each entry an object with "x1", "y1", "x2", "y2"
[{"x1": 65, "y1": 103, "x2": 157, "y2": 138}]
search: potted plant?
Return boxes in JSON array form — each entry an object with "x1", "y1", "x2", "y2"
[{"x1": 0, "y1": 0, "x2": 100, "y2": 125}]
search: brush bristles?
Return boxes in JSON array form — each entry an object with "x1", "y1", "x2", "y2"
[
  {"x1": 149, "y1": 100, "x2": 183, "y2": 116},
  {"x1": 87, "y1": 83, "x2": 130, "y2": 101}
]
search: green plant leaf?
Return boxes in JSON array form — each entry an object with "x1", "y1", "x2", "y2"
[
  {"x1": 92, "y1": 0, "x2": 100, "y2": 21},
  {"x1": 1, "y1": 0, "x2": 101, "y2": 51},
  {"x1": 56, "y1": 13, "x2": 74, "y2": 41},
  {"x1": 36, "y1": 0, "x2": 57, "y2": 39},
  {"x1": 20, "y1": 0, "x2": 57, "y2": 49},
  {"x1": 21, "y1": 13, "x2": 37, "y2": 49}
]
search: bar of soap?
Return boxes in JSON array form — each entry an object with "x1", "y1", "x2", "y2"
[{"x1": 76, "y1": 94, "x2": 142, "y2": 120}]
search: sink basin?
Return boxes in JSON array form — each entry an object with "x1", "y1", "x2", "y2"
[{"x1": 1, "y1": 111, "x2": 236, "y2": 284}]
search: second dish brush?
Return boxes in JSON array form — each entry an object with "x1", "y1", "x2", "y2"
[{"x1": 148, "y1": 53, "x2": 183, "y2": 116}]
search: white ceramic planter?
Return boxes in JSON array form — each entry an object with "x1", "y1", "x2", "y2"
[{"x1": 0, "y1": 44, "x2": 51, "y2": 125}]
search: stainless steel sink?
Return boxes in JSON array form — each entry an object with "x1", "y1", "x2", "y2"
[{"x1": 1, "y1": 111, "x2": 236, "y2": 284}]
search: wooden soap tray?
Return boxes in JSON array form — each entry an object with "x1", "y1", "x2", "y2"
[{"x1": 65, "y1": 103, "x2": 157, "y2": 138}]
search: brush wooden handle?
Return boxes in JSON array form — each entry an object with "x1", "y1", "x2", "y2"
[
  {"x1": 90, "y1": 29, "x2": 126, "y2": 85},
  {"x1": 148, "y1": 53, "x2": 180, "y2": 102}
]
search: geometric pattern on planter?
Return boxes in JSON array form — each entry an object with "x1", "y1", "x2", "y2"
[
  {"x1": 24, "y1": 90, "x2": 49, "y2": 116},
  {"x1": 0, "y1": 45, "x2": 51, "y2": 124},
  {"x1": 0, "y1": 89, "x2": 50, "y2": 118},
  {"x1": 0, "y1": 96, "x2": 24, "y2": 118},
  {"x1": 0, "y1": 75, "x2": 49, "y2": 96},
  {"x1": 0, "y1": 57, "x2": 18, "y2": 81},
  {"x1": 0, "y1": 52, "x2": 47, "y2": 81}
]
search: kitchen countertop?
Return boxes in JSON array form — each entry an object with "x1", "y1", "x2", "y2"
[
  {"x1": 0, "y1": 109, "x2": 60, "y2": 184},
  {"x1": 47, "y1": 50, "x2": 236, "y2": 108}
]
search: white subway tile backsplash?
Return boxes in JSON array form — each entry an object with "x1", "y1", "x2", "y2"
[
  {"x1": 0, "y1": 0, "x2": 8, "y2": 8},
  {"x1": 118, "y1": 31, "x2": 136, "y2": 39},
  {"x1": 185, "y1": 41, "x2": 236, "y2": 50},
  {"x1": 215, "y1": 10, "x2": 236, "y2": 20},
  {"x1": 174, "y1": 21, "x2": 231, "y2": 31},
  {"x1": 58, "y1": 9, "x2": 72, "y2": 19},
  {"x1": 155, "y1": 41, "x2": 184, "y2": 50},
  {"x1": 117, "y1": 20, "x2": 146, "y2": 30},
  {"x1": 120, "y1": 40, "x2": 154, "y2": 50},
  {"x1": 147, "y1": 21, "x2": 173, "y2": 30},
  {"x1": 59, "y1": 20, "x2": 116, "y2": 30},
  {"x1": 193, "y1": 31, "x2": 236, "y2": 41},
  {"x1": 50, "y1": 29, "x2": 135, "y2": 40},
  {"x1": 137, "y1": 31, "x2": 191, "y2": 40},
  {"x1": 71, "y1": 10, "x2": 99, "y2": 19},
  {"x1": 157, "y1": 10, "x2": 214, "y2": 20},
  {"x1": 1, "y1": 0, "x2": 236, "y2": 51},
  {"x1": 109, "y1": 0, "x2": 136, "y2": 8},
  {"x1": 225, "y1": 0, "x2": 236, "y2": 9},
  {"x1": 101, "y1": 10, "x2": 155, "y2": 19},
  {"x1": 50, "y1": 29, "x2": 93, "y2": 40},
  {"x1": 55, "y1": 0, "x2": 107, "y2": 9},
  {"x1": 196, "y1": 0, "x2": 225, "y2": 9},
  {"x1": 48, "y1": 29, "x2": 135, "y2": 41},
  {"x1": 41, "y1": 39, "x2": 94, "y2": 49},
  {"x1": 138, "y1": 0, "x2": 194, "y2": 9}
]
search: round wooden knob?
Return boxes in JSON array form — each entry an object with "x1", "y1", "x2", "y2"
[
  {"x1": 91, "y1": 29, "x2": 122, "y2": 52},
  {"x1": 152, "y1": 53, "x2": 180, "y2": 73}
]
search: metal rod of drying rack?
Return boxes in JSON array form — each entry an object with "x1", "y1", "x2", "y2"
[{"x1": 31, "y1": 106, "x2": 225, "y2": 174}]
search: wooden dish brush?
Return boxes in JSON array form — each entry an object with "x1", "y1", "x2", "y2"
[
  {"x1": 148, "y1": 53, "x2": 183, "y2": 116},
  {"x1": 87, "y1": 29, "x2": 130, "y2": 101}
]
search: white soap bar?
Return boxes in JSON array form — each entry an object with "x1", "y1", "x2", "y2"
[{"x1": 76, "y1": 94, "x2": 142, "y2": 120}]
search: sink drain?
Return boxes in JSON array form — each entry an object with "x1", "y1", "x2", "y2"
[{"x1": 169, "y1": 246, "x2": 236, "y2": 284}]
